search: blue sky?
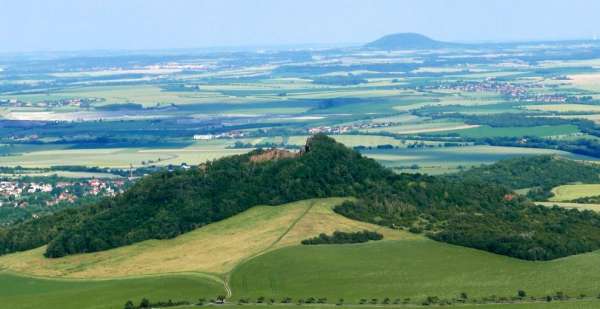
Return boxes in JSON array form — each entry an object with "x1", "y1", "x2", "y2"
[{"x1": 1, "y1": 0, "x2": 599, "y2": 52}]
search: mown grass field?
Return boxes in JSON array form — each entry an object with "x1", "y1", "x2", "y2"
[
  {"x1": 550, "y1": 184, "x2": 600, "y2": 202},
  {"x1": 0, "y1": 271, "x2": 224, "y2": 309}
]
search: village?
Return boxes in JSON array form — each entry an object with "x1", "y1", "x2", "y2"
[
  {"x1": 0, "y1": 97, "x2": 104, "y2": 108},
  {"x1": 0, "y1": 177, "x2": 127, "y2": 209},
  {"x1": 428, "y1": 79, "x2": 576, "y2": 103}
]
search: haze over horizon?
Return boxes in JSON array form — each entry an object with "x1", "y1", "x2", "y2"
[{"x1": 2, "y1": 0, "x2": 600, "y2": 53}]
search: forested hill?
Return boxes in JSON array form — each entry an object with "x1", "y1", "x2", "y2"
[
  {"x1": 364, "y1": 33, "x2": 458, "y2": 50},
  {"x1": 1, "y1": 134, "x2": 396, "y2": 258},
  {"x1": 451, "y1": 155, "x2": 600, "y2": 199},
  {"x1": 3, "y1": 136, "x2": 600, "y2": 261}
]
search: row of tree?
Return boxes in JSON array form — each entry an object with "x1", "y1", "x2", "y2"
[{"x1": 301, "y1": 230, "x2": 383, "y2": 245}]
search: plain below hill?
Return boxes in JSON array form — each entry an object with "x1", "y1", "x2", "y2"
[{"x1": 364, "y1": 32, "x2": 460, "y2": 50}]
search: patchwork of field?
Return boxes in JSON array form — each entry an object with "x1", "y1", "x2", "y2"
[
  {"x1": 445, "y1": 125, "x2": 580, "y2": 138},
  {"x1": 524, "y1": 104, "x2": 600, "y2": 113},
  {"x1": 362, "y1": 145, "x2": 597, "y2": 174},
  {"x1": 360, "y1": 122, "x2": 479, "y2": 135},
  {"x1": 0, "y1": 145, "x2": 250, "y2": 168}
]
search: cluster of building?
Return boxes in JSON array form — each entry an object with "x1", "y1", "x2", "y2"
[
  {"x1": 0, "y1": 178, "x2": 126, "y2": 208},
  {"x1": 308, "y1": 121, "x2": 397, "y2": 135},
  {"x1": 193, "y1": 131, "x2": 246, "y2": 140},
  {"x1": 431, "y1": 80, "x2": 573, "y2": 103},
  {"x1": 433, "y1": 80, "x2": 532, "y2": 97},
  {"x1": 0, "y1": 97, "x2": 103, "y2": 108}
]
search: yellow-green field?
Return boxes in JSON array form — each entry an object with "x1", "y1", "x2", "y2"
[
  {"x1": 524, "y1": 104, "x2": 600, "y2": 113},
  {"x1": 549, "y1": 184, "x2": 600, "y2": 202},
  {"x1": 536, "y1": 202, "x2": 600, "y2": 212},
  {"x1": 0, "y1": 145, "x2": 250, "y2": 168}
]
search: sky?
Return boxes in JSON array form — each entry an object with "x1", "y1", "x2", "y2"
[{"x1": 1, "y1": 0, "x2": 599, "y2": 52}]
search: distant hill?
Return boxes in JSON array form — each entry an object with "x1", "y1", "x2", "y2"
[{"x1": 364, "y1": 33, "x2": 459, "y2": 50}]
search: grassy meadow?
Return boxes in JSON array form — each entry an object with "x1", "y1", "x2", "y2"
[
  {"x1": 231, "y1": 237, "x2": 600, "y2": 303},
  {"x1": 0, "y1": 272, "x2": 224, "y2": 309}
]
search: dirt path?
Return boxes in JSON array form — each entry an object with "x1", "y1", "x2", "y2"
[{"x1": 222, "y1": 200, "x2": 317, "y2": 299}]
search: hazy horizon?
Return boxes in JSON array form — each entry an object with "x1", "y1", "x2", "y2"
[{"x1": 2, "y1": 0, "x2": 600, "y2": 53}]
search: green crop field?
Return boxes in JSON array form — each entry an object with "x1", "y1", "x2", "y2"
[
  {"x1": 444, "y1": 125, "x2": 580, "y2": 138},
  {"x1": 0, "y1": 272, "x2": 224, "y2": 309},
  {"x1": 180, "y1": 301, "x2": 600, "y2": 309},
  {"x1": 362, "y1": 145, "x2": 597, "y2": 174},
  {"x1": 231, "y1": 238, "x2": 600, "y2": 303},
  {"x1": 0, "y1": 145, "x2": 250, "y2": 168}
]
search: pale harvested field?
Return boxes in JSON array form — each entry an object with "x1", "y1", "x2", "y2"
[
  {"x1": 0, "y1": 198, "x2": 414, "y2": 278},
  {"x1": 360, "y1": 122, "x2": 479, "y2": 134},
  {"x1": 0, "y1": 146, "x2": 250, "y2": 168},
  {"x1": 568, "y1": 73, "x2": 600, "y2": 85},
  {"x1": 536, "y1": 202, "x2": 600, "y2": 212},
  {"x1": 549, "y1": 184, "x2": 600, "y2": 202},
  {"x1": 524, "y1": 104, "x2": 600, "y2": 113}
]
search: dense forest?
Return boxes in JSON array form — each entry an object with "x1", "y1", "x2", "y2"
[
  {"x1": 3, "y1": 135, "x2": 600, "y2": 260},
  {"x1": 451, "y1": 155, "x2": 600, "y2": 199}
]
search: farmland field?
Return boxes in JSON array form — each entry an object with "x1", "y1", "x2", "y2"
[
  {"x1": 231, "y1": 237, "x2": 600, "y2": 303},
  {"x1": 549, "y1": 184, "x2": 600, "y2": 202},
  {"x1": 0, "y1": 272, "x2": 224, "y2": 309},
  {"x1": 0, "y1": 146, "x2": 250, "y2": 168},
  {"x1": 361, "y1": 145, "x2": 597, "y2": 174},
  {"x1": 4, "y1": 18, "x2": 600, "y2": 309},
  {"x1": 443, "y1": 125, "x2": 580, "y2": 138}
]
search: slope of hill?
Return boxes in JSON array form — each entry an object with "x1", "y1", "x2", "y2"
[
  {"x1": 452, "y1": 155, "x2": 600, "y2": 199},
  {"x1": 0, "y1": 198, "x2": 411, "y2": 278},
  {"x1": 231, "y1": 237, "x2": 600, "y2": 303},
  {"x1": 0, "y1": 272, "x2": 224, "y2": 309},
  {"x1": 364, "y1": 33, "x2": 458, "y2": 50},
  {"x1": 3, "y1": 136, "x2": 600, "y2": 261}
]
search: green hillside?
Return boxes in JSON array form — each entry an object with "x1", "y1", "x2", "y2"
[
  {"x1": 0, "y1": 272, "x2": 224, "y2": 309},
  {"x1": 231, "y1": 238, "x2": 600, "y2": 304},
  {"x1": 453, "y1": 155, "x2": 600, "y2": 200},
  {"x1": 0, "y1": 198, "x2": 410, "y2": 278},
  {"x1": 4, "y1": 135, "x2": 600, "y2": 261}
]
